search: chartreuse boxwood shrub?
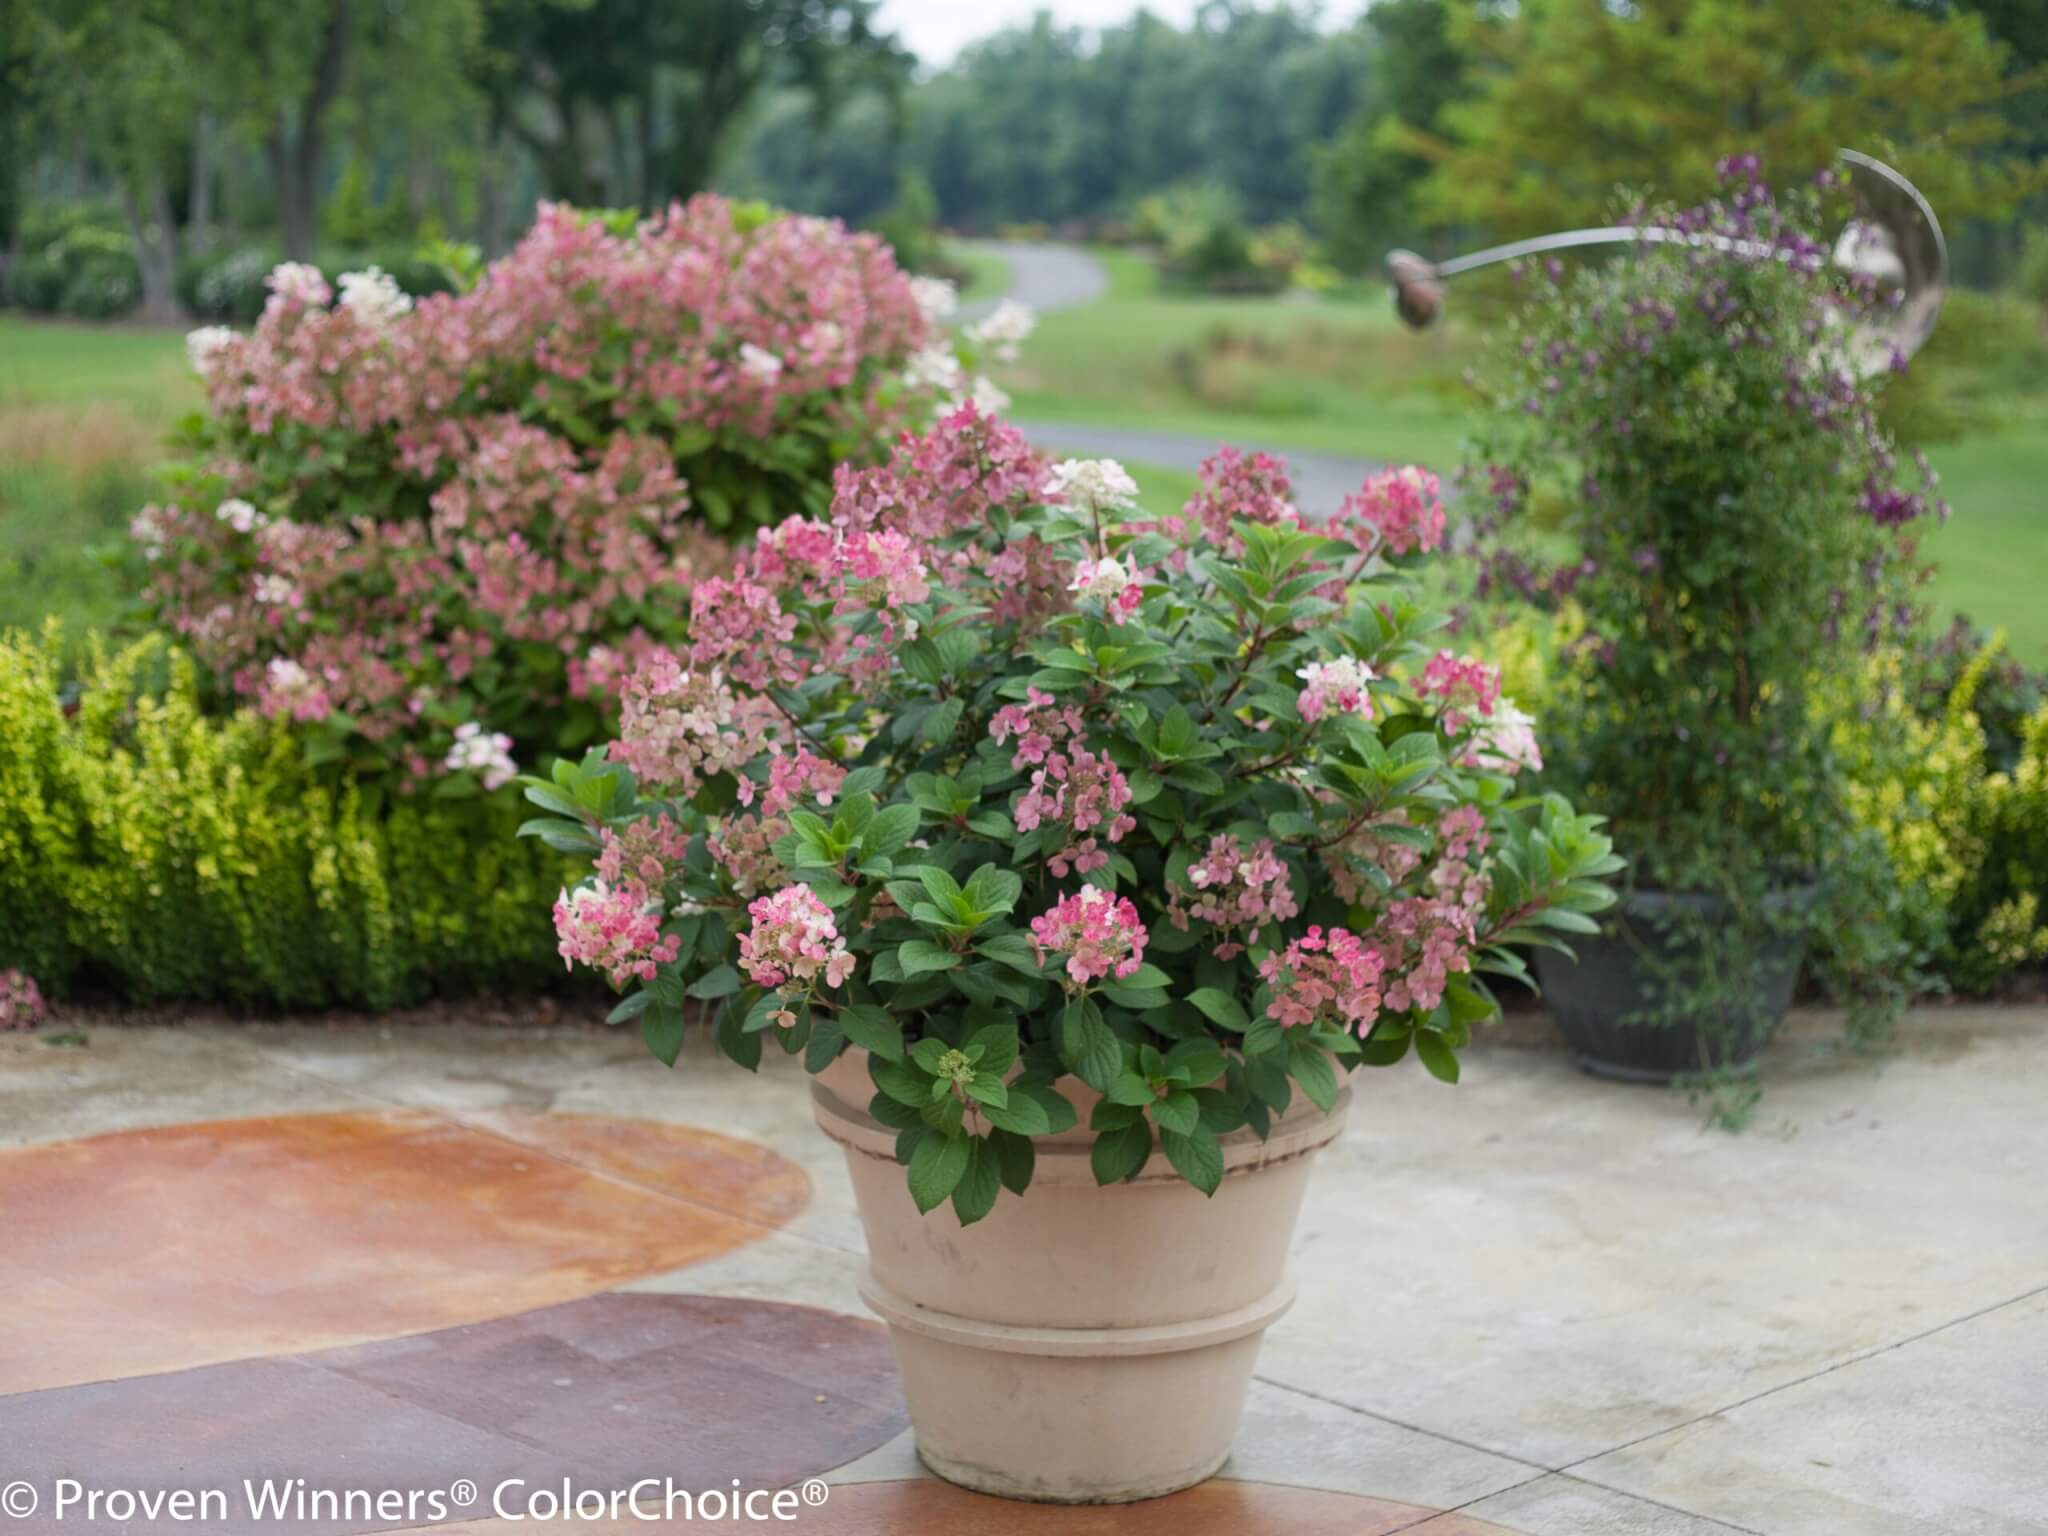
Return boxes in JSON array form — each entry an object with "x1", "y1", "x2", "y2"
[
  {"x1": 0, "y1": 627, "x2": 572, "y2": 1007},
  {"x1": 521, "y1": 408, "x2": 1621, "y2": 1222},
  {"x1": 139, "y1": 196, "x2": 1007, "y2": 789}
]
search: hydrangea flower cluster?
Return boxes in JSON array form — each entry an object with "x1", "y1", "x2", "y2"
[
  {"x1": 1168, "y1": 836, "x2": 1300, "y2": 960},
  {"x1": 524, "y1": 405, "x2": 1619, "y2": 1218},
  {"x1": 1258, "y1": 928, "x2": 1385, "y2": 1033},
  {"x1": 1029, "y1": 887, "x2": 1150, "y2": 987},
  {"x1": 445, "y1": 722, "x2": 518, "y2": 790},
  {"x1": 1338, "y1": 466, "x2": 1446, "y2": 557},
  {"x1": 740, "y1": 884, "x2": 856, "y2": 1007},
  {"x1": 144, "y1": 197, "x2": 990, "y2": 787},
  {"x1": 553, "y1": 882, "x2": 681, "y2": 990},
  {"x1": 0, "y1": 968, "x2": 44, "y2": 1030},
  {"x1": 1297, "y1": 656, "x2": 1376, "y2": 724},
  {"x1": 1418, "y1": 651, "x2": 1503, "y2": 733}
]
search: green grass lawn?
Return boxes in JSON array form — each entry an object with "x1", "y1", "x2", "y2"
[
  {"x1": 0, "y1": 316, "x2": 192, "y2": 657},
  {"x1": 0, "y1": 315, "x2": 196, "y2": 415},
  {"x1": 1000, "y1": 249, "x2": 2048, "y2": 662},
  {"x1": 946, "y1": 241, "x2": 1014, "y2": 304}
]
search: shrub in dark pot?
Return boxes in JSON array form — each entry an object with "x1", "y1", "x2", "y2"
[{"x1": 1470, "y1": 158, "x2": 1940, "y2": 1093}]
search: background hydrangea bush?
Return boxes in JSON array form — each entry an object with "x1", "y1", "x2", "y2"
[
  {"x1": 522, "y1": 407, "x2": 1620, "y2": 1221},
  {"x1": 139, "y1": 198, "x2": 963, "y2": 784}
]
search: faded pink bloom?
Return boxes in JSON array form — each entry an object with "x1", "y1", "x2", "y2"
[
  {"x1": 610, "y1": 651, "x2": 784, "y2": 796},
  {"x1": 1169, "y1": 835, "x2": 1300, "y2": 960}
]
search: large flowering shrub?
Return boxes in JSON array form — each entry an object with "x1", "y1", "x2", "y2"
[
  {"x1": 1468, "y1": 159, "x2": 1943, "y2": 1048},
  {"x1": 521, "y1": 408, "x2": 1619, "y2": 1220},
  {"x1": 138, "y1": 198, "x2": 1019, "y2": 783}
]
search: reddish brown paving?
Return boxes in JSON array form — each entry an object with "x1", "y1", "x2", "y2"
[
  {"x1": 0, "y1": 1294, "x2": 906, "y2": 1536},
  {"x1": 0, "y1": 1110, "x2": 808, "y2": 1395},
  {"x1": 422, "y1": 1480, "x2": 1527, "y2": 1534}
]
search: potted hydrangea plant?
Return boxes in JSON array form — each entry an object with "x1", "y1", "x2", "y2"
[
  {"x1": 521, "y1": 408, "x2": 1619, "y2": 1503},
  {"x1": 1469, "y1": 159, "x2": 1937, "y2": 1085}
]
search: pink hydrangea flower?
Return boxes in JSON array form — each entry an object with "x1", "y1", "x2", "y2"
[
  {"x1": 1029, "y1": 886, "x2": 1149, "y2": 988},
  {"x1": 1417, "y1": 650, "x2": 1502, "y2": 733},
  {"x1": 553, "y1": 882, "x2": 681, "y2": 989},
  {"x1": 989, "y1": 687, "x2": 1086, "y2": 769},
  {"x1": 1339, "y1": 465, "x2": 1446, "y2": 556},
  {"x1": 1015, "y1": 745, "x2": 1137, "y2": 877},
  {"x1": 1297, "y1": 655, "x2": 1376, "y2": 723},
  {"x1": 1259, "y1": 927, "x2": 1385, "y2": 1034},
  {"x1": 754, "y1": 748, "x2": 847, "y2": 817},
  {"x1": 1183, "y1": 446, "x2": 1300, "y2": 554},
  {"x1": 738, "y1": 884, "x2": 856, "y2": 994}
]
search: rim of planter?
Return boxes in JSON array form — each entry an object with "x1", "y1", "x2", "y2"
[{"x1": 859, "y1": 1272, "x2": 1299, "y2": 1358}]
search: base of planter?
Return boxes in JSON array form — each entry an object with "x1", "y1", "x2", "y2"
[
  {"x1": 862, "y1": 1272, "x2": 1292, "y2": 1504},
  {"x1": 813, "y1": 1048, "x2": 1346, "y2": 1506}
]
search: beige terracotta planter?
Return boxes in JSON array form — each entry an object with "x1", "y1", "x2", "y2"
[{"x1": 811, "y1": 1048, "x2": 1350, "y2": 1504}]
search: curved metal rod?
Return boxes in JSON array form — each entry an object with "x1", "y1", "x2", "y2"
[{"x1": 1385, "y1": 149, "x2": 1949, "y2": 370}]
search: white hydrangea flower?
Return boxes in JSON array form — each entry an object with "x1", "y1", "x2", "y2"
[
  {"x1": 950, "y1": 374, "x2": 1011, "y2": 415},
  {"x1": 1296, "y1": 656, "x2": 1376, "y2": 723},
  {"x1": 909, "y1": 275, "x2": 958, "y2": 326},
  {"x1": 966, "y1": 299, "x2": 1036, "y2": 363},
  {"x1": 444, "y1": 720, "x2": 518, "y2": 791},
  {"x1": 1467, "y1": 697, "x2": 1544, "y2": 777},
  {"x1": 252, "y1": 574, "x2": 300, "y2": 607},
  {"x1": 267, "y1": 261, "x2": 330, "y2": 307},
  {"x1": 1068, "y1": 555, "x2": 1132, "y2": 602},
  {"x1": 215, "y1": 498, "x2": 265, "y2": 534},
  {"x1": 737, "y1": 342, "x2": 784, "y2": 381},
  {"x1": 337, "y1": 265, "x2": 412, "y2": 325},
  {"x1": 1044, "y1": 458, "x2": 1140, "y2": 516},
  {"x1": 130, "y1": 505, "x2": 175, "y2": 560},
  {"x1": 185, "y1": 325, "x2": 236, "y2": 379},
  {"x1": 905, "y1": 341, "x2": 963, "y2": 394}
]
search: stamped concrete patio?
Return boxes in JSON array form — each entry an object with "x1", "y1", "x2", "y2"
[{"x1": 1, "y1": 1005, "x2": 2042, "y2": 1535}]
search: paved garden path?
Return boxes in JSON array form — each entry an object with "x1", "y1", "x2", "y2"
[
  {"x1": 3, "y1": 1005, "x2": 2043, "y2": 1534},
  {"x1": 963, "y1": 240, "x2": 1385, "y2": 515}
]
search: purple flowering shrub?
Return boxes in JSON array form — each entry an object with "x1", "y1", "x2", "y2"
[
  {"x1": 520, "y1": 408, "x2": 1620, "y2": 1219},
  {"x1": 1467, "y1": 160, "x2": 1949, "y2": 1056},
  {"x1": 1469, "y1": 159, "x2": 1939, "y2": 895}
]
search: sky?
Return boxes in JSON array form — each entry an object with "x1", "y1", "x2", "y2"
[{"x1": 878, "y1": 0, "x2": 1366, "y2": 67}]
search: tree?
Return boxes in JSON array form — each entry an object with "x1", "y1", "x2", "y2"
[
  {"x1": 19, "y1": 0, "x2": 195, "y2": 319},
  {"x1": 1414, "y1": 0, "x2": 2047, "y2": 240},
  {"x1": 1312, "y1": 0, "x2": 1471, "y2": 268},
  {"x1": 488, "y1": 0, "x2": 906, "y2": 210}
]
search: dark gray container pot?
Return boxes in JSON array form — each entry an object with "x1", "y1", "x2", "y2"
[{"x1": 1534, "y1": 887, "x2": 1812, "y2": 1084}]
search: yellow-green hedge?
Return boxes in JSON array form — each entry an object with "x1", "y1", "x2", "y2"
[{"x1": 0, "y1": 628, "x2": 575, "y2": 1007}]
